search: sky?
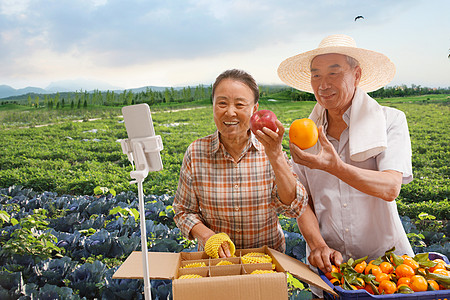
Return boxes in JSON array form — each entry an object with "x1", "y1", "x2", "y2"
[{"x1": 1, "y1": 0, "x2": 449, "y2": 91}]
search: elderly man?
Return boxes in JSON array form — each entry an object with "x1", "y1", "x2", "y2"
[{"x1": 277, "y1": 34, "x2": 414, "y2": 286}]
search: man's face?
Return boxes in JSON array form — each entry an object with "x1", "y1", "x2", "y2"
[
  {"x1": 213, "y1": 78, "x2": 258, "y2": 141},
  {"x1": 310, "y1": 53, "x2": 361, "y2": 113}
]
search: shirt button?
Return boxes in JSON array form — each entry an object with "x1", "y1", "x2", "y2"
[
  {"x1": 343, "y1": 203, "x2": 347, "y2": 208},
  {"x1": 236, "y1": 229, "x2": 241, "y2": 233},
  {"x1": 235, "y1": 206, "x2": 240, "y2": 211},
  {"x1": 345, "y1": 228, "x2": 349, "y2": 232},
  {"x1": 234, "y1": 184, "x2": 239, "y2": 190}
]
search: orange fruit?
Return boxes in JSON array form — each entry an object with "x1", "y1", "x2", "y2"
[
  {"x1": 325, "y1": 265, "x2": 340, "y2": 280},
  {"x1": 430, "y1": 260, "x2": 447, "y2": 273},
  {"x1": 354, "y1": 261, "x2": 367, "y2": 273},
  {"x1": 330, "y1": 278, "x2": 340, "y2": 286},
  {"x1": 397, "y1": 277, "x2": 411, "y2": 286},
  {"x1": 364, "y1": 264, "x2": 375, "y2": 275},
  {"x1": 289, "y1": 118, "x2": 318, "y2": 150},
  {"x1": 410, "y1": 275, "x2": 427, "y2": 292},
  {"x1": 355, "y1": 277, "x2": 365, "y2": 289},
  {"x1": 427, "y1": 279, "x2": 439, "y2": 291},
  {"x1": 364, "y1": 284, "x2": 375, "y2": 294},
  {"x1": 433, "y1": 268, "x2": 450, "y2": 276},
  {"x1": 380, "y1": 262, "x2": 394, "y2": 274},
  {"x1": 366, "y1": 265, "x2": 382, "y2": 277},
  {"x1": 378, "y1": 280, "x2": 396, "y2": 294},
  {"x1": 403, "y1": 257, "x2": 419, "y2": 270},
  {"x1": 395, "y1": 264, "x2": 415, "y2": 278},
  {"x1": 376, "y1": 272, "x2": 390, "y2": 283}
]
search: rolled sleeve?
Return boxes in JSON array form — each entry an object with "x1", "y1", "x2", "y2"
[
  {"x1": 377, "y1": 109, "x2": 413, "y2": 184},
  {"x1": 273, "y1": 157, "x2": 308, "y2": 218},
  {"x1": 173, "y1": 148, "x2": 204, "y2": 239}
]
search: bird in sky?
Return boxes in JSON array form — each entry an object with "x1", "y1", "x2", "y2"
[{"x1": 355, "y1": 15, "x2": 364, "y2": 21}]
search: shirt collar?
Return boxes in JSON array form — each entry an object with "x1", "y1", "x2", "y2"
[
  {"x1": 210, "y1": 130, "x2": 262, "y2": 156},
  {"x1": 323, "y1": 103, "x2": 353, "y2": 128},
  {"x1": 211, "y1": 130, "x2": 221, "y2": 154},
  {"x1": 343, "y1": 105, "x2": 351, "y2": 126}
]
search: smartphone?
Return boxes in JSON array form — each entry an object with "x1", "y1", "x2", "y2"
[{"x1": 122, "y1": 103, "x2": 163, "y2": 172}]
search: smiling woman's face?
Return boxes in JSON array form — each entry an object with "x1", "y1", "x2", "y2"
[{"x1": 213, "y1": 78, "x2": 258, "y2": 142}]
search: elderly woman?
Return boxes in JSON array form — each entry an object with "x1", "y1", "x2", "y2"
[{"x1": 173, "y1": 69, "x2": 309, "y2": 257}]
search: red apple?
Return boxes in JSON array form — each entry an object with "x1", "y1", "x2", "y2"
[{"x1": 250, "y1": 110, "x2": 278, "y2": 135}]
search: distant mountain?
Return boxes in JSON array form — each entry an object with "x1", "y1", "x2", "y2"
[
  {"x1": 45, "y1": 79, "x2": 122, "y2": 93},
  {"x1": 0, "y1": 79, "x2": 123, "y2": 99},
  {"x1": 0, "y1": 85, "x2": 48, "y2": 98},
  {"x1": 1, "y1": 79, "x2": 196, "y2": 99},
  {"x1": 126, "y1": 86, "x2": 184, "y2": 93}
]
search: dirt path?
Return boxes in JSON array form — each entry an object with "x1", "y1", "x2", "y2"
[{"x1": 12, "y1": 106, "x2": 207, "y2": 129}]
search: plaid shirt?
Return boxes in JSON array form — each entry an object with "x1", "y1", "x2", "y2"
[{"x1": 173, "y1": 130, "x2": 308, "y2": 253}]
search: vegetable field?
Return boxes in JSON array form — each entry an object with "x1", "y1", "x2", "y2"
[{"x1": 0, "y1": 95, "x2": 449, "y2": 299}]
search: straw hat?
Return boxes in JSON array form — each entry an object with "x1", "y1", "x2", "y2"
[{"x1": 277, "y1": 34, "x2": 395, "y2": 93}]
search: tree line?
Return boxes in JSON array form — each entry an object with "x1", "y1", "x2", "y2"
[
  {"x1": 287, "y1": 84, "x2": 450, "y2": 102},
  {"x1": 15, "y1": 85, "x2": 212, "y2": 109},
  {"x1": 1, "y1": 84, "x2": 449, "y2": 108}
]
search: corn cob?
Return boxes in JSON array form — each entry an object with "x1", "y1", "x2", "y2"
[
  {"x1": 251, "y1": 269, "x2": 277, "y2": 275},
  {"x1": 243, "y1": 252, "x2": 267, "y2": 258},
  {"x1": 216, "y1": 260, "x2": 234, "y2": 266},
  {"x1": 241, "y1": 253, "x2": 272, "y2": 264},
  {"x1": 182, "y1": 262, "x2": 206, "y2": 268},
  {"x1": 204, "y1": 233, "x2": 236, "y2": 258},
  {"x1": 178, "y1": 274, "x2": 203, "y2": 279}
]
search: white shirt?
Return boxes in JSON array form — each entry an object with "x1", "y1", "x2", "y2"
[{"x1": 293, "y1": 104, "x2": 414, "y2": 262}]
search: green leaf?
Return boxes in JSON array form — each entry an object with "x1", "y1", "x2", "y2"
[
  {"x1": 397, "y1": 285, "x2": 414, "y2": 294},
  {"x1": 286, "y1": 272, "x2": 305, "y2": 290},
  {"x1": 0, "y1": 210, "x2": 10, "y2": 223},
  {"x1": 129, "y1": 208, "x2": 139, "y2": 220},
  {"x1": 391, "y1": 253, "x2": 404, "y2": 267},
  {"x1": 109, "y1": 206, "x2": 122, "y2": 215},
  {"x1": 418, "y1": 212, "x2": 435, "y2": 220},
  {"x1": 352, "y1": 256, "x2": 368, "y2": 267},
  {"x1": 347, "y1": 258, "x2": 354, "y2": 267},
  {"x1": 94, "y1": 186, "x2": 108, "y2": 195},
  {"x1": 413, "y1": 252, "x2": 429, "y2": 262}
]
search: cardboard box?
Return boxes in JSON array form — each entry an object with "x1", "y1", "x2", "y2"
[{"x1": 113, "y1": 246, "x2": 337, "y2": 300}]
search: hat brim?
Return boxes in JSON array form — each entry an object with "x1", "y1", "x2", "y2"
[{"x1": 277, "y1": 46, "x2": 396, "y2": 93}]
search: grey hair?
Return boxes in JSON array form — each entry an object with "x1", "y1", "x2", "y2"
[{"x1": 346, "y1": 55, "x2": 360, "y2": 69}]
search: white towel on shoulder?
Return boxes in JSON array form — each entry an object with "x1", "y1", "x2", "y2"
[{"x1": 307, "y1": 87, "x2": 387, "y2": 162}]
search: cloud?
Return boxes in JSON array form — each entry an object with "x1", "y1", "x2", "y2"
[
  {"x1": 1, "y1": 0, "x2": 415, "y2": 67},
  {"x1": 4, "y1": 0, "x2": 447, "y2": 89}
]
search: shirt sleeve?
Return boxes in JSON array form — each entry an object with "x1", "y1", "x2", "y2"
[
  {"x1": 173, "y1": 145, "x2": 204, "y2": 239},
  {"x1": 376, "y1": 108, "x2": 413, "y2": 184},
  {"x1": 292, "y1": 158, "x2": 311, "y2": 195},
  {"x1": 272, "y1": 153, "x2": 309, "y2": 218}
]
